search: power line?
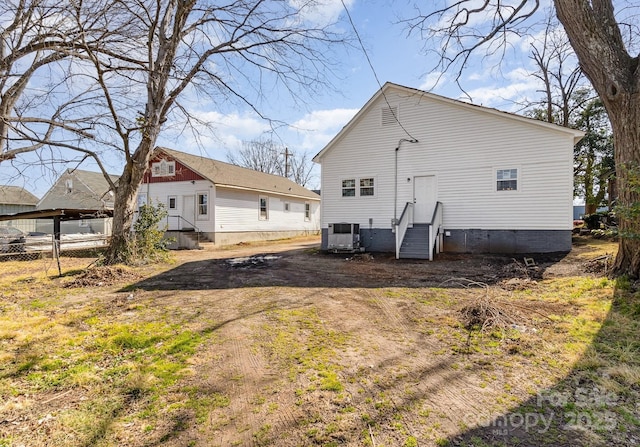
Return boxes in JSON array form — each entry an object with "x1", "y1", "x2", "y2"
[{"x1": 340, "y1": 0, "x2": 418, "y2": 142}]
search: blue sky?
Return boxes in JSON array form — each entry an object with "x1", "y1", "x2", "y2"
[
  {"x1": 152, "y1": 0, "x2": 559, "y2": 191},
  {"x1": 2, "y1": 0, "x2": 566, "y2": 196}
]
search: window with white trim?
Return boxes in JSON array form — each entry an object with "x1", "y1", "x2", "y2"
[
  {"x1": 151, "y1": 159, "x2": 176, "y2": 177},
  {"x1": 342, "y1": 177, "x2": 375, "y2": 197},
  {"x1": 168, "y1": 196, "x2": 177, "y2": 210},
  {"x1": 497, "y1": 169, "x2": 518, "y2": 191},
  {"x1": 197, "y1": 192, "x2": 208, "y2": 218},
  {"x1": 360, "y1": 178, "x2": 375, "y2": 196},
  {"x1": 304, "y1": 202, "x2": 311, "y2": 221},
  {"x1": 259, "y1": 196, "x2": 269, "y2": 220},
  {"x1": 342, "y1": 179, "x2": 356, "y2": 197}
]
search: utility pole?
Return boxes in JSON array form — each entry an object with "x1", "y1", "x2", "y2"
[{"x1": 282, "y1": 147, "x2": 290, "y2": 178}]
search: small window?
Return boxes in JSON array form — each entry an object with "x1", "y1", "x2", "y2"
[
  {"x1": 342, "y1": 179, "x2": 355, "y2": 197},
  {"x1": 151, "y1": 159, "x2": 176, "y2": 177},
  {"x1": 360, "y1": 178, "x2": 375, "y2": 196},
  {"x1": 197, "y1": 193, "x2": 208, "y2": 218},
  {"x1": 259, "y1": 196, "x2": 268, "y2": 220},
  {"x1": 284, "y1": 202, "x2": 290, "y2": 212},
  {"x1": 65, "y1": 179, "x2": 73, "y2": 193},
  {"x1": 78, "y1": 219, "x2": 89, "y2": 228},
  {"x1": 497, "y1": 169, "x2": 518, "y2": 191},
  {"x1": 304, "y1": 202, "x2": 311, "y2": 221},
  {"x1": 168, "y1": 196, "x2": 177, "y2": 210}
]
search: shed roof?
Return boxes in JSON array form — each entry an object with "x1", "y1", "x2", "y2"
[
  {"x1": 313, "y1": 82, "x2": 585, "y2": 162},
  {"x1": 0, "y1": 208, "x2": 113, "y2": 222},
  {"x1": 0, "y1": 185, "x2": 39, "y2": 205},
  {"x1": 156, "y1": 147, "x2": 320, "y2": 201}
]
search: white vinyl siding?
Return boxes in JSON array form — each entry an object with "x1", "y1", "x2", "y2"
[
  {"x1": 137, "y1": 178, "x2": 320, "y2": 236},
  {"x1": 137, "y1": 180, "x2": 215, "y2": 232},
  {"x1": 319, "y1": 88, "x2": 574, "y2": 231},
  {"x1": 215, "y1": 188, "x2": 319, "y2": 232}
]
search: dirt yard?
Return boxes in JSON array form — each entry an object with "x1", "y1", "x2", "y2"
[{"x1": 1, "y1": 236, "x2": 637, "y2": 447}]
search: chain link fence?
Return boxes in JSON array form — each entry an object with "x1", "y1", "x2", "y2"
[{"x1": 0, "y1": 233, "x2": 110, "y2": 275}]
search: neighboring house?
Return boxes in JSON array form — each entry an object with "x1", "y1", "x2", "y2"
[
  {"x1": 36, "y1": 169, "x2": 118, "y2": 235},
  {"x1": 137, "y1": 147, "x2": 320, "y2": 247},
  {"x1": 0, "y1": 185, "x2": 39, "y2": 232},
  {"x1": 313, "y1": 82, "x2": 584, "y2": 259}
]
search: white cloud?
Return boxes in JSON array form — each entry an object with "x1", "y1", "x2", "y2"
[
  {"x1": 289, "y1": 0, "x2": 355, "y2": 26},
  {"x1": 461, "y1": 67, "x2": 540, "y2": 109},
  {"x1": 289, "y1": 108, "x2": 359, "y2": 152},
  {"x1": 419, "y1": 71, "x2": 447, "y2": 91}
]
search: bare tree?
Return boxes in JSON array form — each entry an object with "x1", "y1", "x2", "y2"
[
  {"x1": 228, "y1": 139, "x2": 314, "y2": 187},
  {"x1": 521, "y1": 22, "x2": 614, "y2": 214},
  {"x1": 404, "y1": 1, "x2": 640, "y2": 277},
  {"x1": 2, "y1": 0, "x2": 347, "y2": 263},
  {"x1": 526, "y1": 16, "x2": 587, "y2": 126},
  {"x1": 288, "y1": 150, "x2": 314, "y2": 187},
  {"x1": 0, "y1": 1, "x2": 90, "y2": 163},
  {"x1": 227, "y1": 139, "x2": 285, "y2": 177}
]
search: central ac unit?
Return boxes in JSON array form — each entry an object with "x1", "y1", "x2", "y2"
[{"x1": 327, "y1": 223, "x2": 360, "y2": 252}]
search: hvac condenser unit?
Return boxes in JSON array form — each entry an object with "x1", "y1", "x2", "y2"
[{"x1": 327, "y1": 223, "x2": 360, "y2": 252}]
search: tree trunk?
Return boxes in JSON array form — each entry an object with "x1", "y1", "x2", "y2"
[
  {"x1": 104, "y1": 137, "x2": 157, "y2": 264},
  {"x1": 609, "y1": 99, "x2": 640, "y2": 277},
  {"x1": 554, "y1": 0, "x2": 640, "y2": 278}
]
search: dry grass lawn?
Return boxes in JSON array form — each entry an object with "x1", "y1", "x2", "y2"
[{"x1": 0, "y1": 236, "x2": 638, "y2": 447}]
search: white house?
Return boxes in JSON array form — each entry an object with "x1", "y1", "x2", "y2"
[
  {"x1": 138, "y1": 147, "x2": 320, "y2": 247},
  {"x1": 313, "y1": 82, "x2": 584, "y2": 259}
]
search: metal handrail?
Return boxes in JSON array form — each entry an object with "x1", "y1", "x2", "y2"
[
  {"x1": 167, "y1": 215, "x2": 201, "y2": 232},
  {"x1": 427, "y1": 201, "x2": 443, "y2": 261},
  {"x1": 395, "y1": 202, "x2": 414, "y2": 259},
  {"x1": 167, "y1": 215, "x2": 202, "y2": 247}
]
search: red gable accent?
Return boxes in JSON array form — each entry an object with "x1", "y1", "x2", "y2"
[{"x1": 142, "y1": 153, "x2": 206, "y2": 184}]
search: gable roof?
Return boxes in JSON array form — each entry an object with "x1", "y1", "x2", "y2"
[
  {"x1": 155, "y1": 147, "x2": 320, "y2": 201},
  {"x1": 73, "y1": 169, "x2": 119, "y2": 197},
  {"x1": 37, "y1": 169, "x2": 119, "y2": 210},
  {"x1": 313, "y1": 82, "x2": 585, "y2": 162},
  {"x1": 0, "y1": 185, "x2": 39, "y2": 205}
]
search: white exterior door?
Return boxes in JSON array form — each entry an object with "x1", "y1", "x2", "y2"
[
  {"x1": 414, "y1": 175, "x2": 437, "y2": 223},
  {"x1": 182, "y1": 195, "x2": 196, "y2": 229}
]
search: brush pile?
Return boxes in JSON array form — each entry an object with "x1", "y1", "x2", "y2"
[{"x1": 65, "y1": 266, "x2": 140, "y2": 288}]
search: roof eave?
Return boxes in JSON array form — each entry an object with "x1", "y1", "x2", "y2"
[{"x1": 216, "y1": 183, "x2": 320, "y2": 201}]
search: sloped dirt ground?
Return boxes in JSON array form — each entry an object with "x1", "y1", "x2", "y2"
[{"x1": 2, "y1": 236, "x2": 631, "y2": 447}]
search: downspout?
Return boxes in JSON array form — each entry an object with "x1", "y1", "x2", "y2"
[{"x1": 393, "y1": 138, "x2": 419, "y2": 228}]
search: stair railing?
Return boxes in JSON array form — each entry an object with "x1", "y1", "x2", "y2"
[
  {"x1": 395, "y1": 202, "x2": 414, "y2": 259},
  {"x1": 167, "y1": 215, "x2": 202, "y2": 247},
  {"x1": 427, "y1": 202, "x2": 443, "y2": 261}
]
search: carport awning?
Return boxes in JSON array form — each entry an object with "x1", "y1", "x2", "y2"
[{"x1": 0, "y1": 208, "x2": 113, "y2": 222}]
